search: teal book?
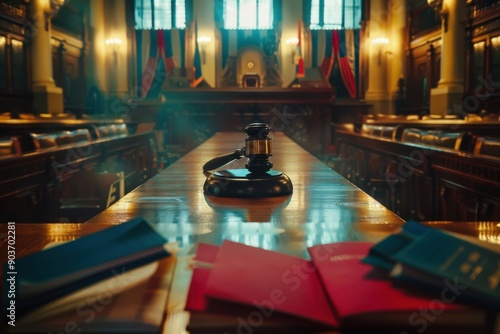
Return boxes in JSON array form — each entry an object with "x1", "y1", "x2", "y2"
[
  {"x1": 364, "y1": 220, "x2": 500, "y2": 309},
  {"x1": 362, "y1": 233, "x2": 413, "y2": 270},
  {"x1": 362, "y1": 220, "x2": 431, "y2": 270},
  {"x1": 391, "y1": 229, "x2": 500, "y2": 310},
  {"x1": 4, "y1": 217, "x2": 171, "y2": 318}
]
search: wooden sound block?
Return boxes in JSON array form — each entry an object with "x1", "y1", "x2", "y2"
[{"x1": 203, "y1": 169, "x2": 293, "y2": 198}]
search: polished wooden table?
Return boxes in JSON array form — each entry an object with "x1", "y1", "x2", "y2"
[{"x1": 2, "y1": 132, "x2": 500, "y2": 333}]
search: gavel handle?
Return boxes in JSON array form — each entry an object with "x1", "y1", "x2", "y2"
[{"x1": 203, "y1": 148, "x2": 245, "y2": 172}]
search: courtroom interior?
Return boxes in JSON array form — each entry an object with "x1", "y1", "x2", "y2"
[{"x1": 1, "y1": 0, "x2": 500, "y2": 333}]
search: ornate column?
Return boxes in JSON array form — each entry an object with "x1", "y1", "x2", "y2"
[
  {"x1": 429, "y1": 0, "x2": 467, "y2": 115},
  {"x1": 31, "y1": 0, "x2": 64, "y2": 115},
  {"x1": 365, "y1": 0, "x2": 390, "y2": 115}
]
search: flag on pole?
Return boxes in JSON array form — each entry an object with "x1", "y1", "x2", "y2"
[
  {"x1": 192, "y1": 19, "x2": 203, "y2": 87},
  {"x1": 296, "y1": 20, "x2": 305, "y2": 78},
  {"x1": 333, "y1": 30, "x2": 357, "y2": 98}
]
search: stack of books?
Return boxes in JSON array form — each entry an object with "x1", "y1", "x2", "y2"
[
  {"x1": 186, "y1": 221, "x2": 500, "y2": 333},
  {"x1": 3, "y1": 217, "x2": 175, "y2": 333}
]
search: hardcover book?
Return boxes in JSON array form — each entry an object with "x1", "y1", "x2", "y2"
[
  {"x1": 365, "y1": 220, "x2": 500, "y2": 310},
  {"x1": 185, "y1": 242, "x2": 331, "y2": 334},
  {"x1": 4, "y1": 217, "x2": 172, "y2": 320},
  {"x1": 186, "y1": 240, "x2": 490, "y2": 333},
  {"x1": 308, "y1": 242, "x2": 487, "y2": 331}
]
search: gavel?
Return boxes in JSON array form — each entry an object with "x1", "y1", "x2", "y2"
[
  {"x1": 203, "y1": 123, "x2": 273, "y2": 174},
  {"x1": 202, "y1": 123, "x2": 292, "y2": 198}
]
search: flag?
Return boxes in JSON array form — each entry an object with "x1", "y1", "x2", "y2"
[
  {"x1": 141, "y1": 30, "x2": 159, "y2": 97},
  {"x1": 333, "y1": 30, "x2": 357, "y2": 98},
  {"x1": 192, "y1": 19, "x2": 203, "y2": 87},
  {"x1": 159, "y1": 30, "x2": 176, "y2": 74},
  {"x1": 296, "y1": 20, "x2": 305, "y2": 78},
  {"x1": 140, "y1": 29, "x2": 182, "y2": 97},
  {"x1": 311, "y1": 30, "x2": 334, "y2": 79}
]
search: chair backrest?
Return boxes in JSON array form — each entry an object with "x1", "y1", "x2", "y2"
[
  {"x1": 422, "y1": 115, "x2": 442, "y2": 120},
  {"x1": 437, "y1": 132, "x2": 466, "y2": 150},
  {"x1": 464, "y1": 114, "x2": 482, "y2": 122},
  {"x1": 420, "y1": 130, "x2": 442, "y2": 146},
  {"x1": 0, "y1": 137, "x2": 22, "y2": 156},
  {"x1": 360, "y1": 124, "x2": 374, "y2": 136},
  {"x1": 113, "y1": 123, "x2": 129, "y2": 136},
  {"x1": 31, "y1": 133, "x2": 58, "y2": 149},
  {"x1": 379, "y1": 125, "x2": 401, "y2": 140},
  {"x1": 237, "y1": 46, "x2": 266, "y2": 87},
  {"x1": 70, "y1": 129, "x2": 92, "y2": 143},
  {"x1": 401, "y1": 128, "x2": 421, "y2": 143},
  {"x1": 97, "y1": 124, "x2": 127, "y2": 138},
  {"x1": 473, "y1": 137, "x2": 500, "y2": 157}
]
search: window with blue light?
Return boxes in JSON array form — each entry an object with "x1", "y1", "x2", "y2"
[
  {"x1": 310, "y1": 0, "x2": 361, "y2": 30},
  {"x1": 135, "y1": 0, "x2": 186, "y2": 30},
  {"x1": 223, "y1": 0, "x2": 273, "y2": 30}
]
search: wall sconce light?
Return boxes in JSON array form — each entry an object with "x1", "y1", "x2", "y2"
[
  {"x1": 44, "y1": 0, "x2": 65, "y2": 31},
  {"x1": 473, "y1": 41, "x2": 485, "y2": 52},
  {"x1": 197, "y1": 36, "x2": 211, "y2": 64},
  {"x1": 285, "y1": 37, "x2": 299, "y2": 64},
  {"x1": 491, "y1": 36, "x2": 500, "y2": 49},
  {"x1": 371, "y1": 37, "x2": 390, "y2": 65},
  {"x1": 105, "y1": 37, "x2": 122, "y2": 63},
  {"x1": 427, "y1": 0, "x2": 449, "y2": 32}
]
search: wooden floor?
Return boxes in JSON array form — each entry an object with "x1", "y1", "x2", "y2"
[{"x1": 2, "y1": 132, "x2": 499, "y2": 333}]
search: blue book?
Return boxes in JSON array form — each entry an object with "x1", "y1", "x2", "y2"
[
  {"x1": 391, "y1": 229, "x2": 500, "y2": 310},
  {"x1": 364, "y1": 220, "x2": 500, "y2": 310},
  {"x1": 4, "y1": 217, "x2": 171, "y2": 318}
]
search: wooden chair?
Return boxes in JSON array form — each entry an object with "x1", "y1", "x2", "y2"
[
  {"x1": 379, "y1": 125, "x2": 401, "y2": 140},
  {"x1": 420, "y1": 130, "x2": 442, "y2": 146},
  {"x1": 405, "y1": 115, "x2": 419, "y2": 121},
  {"x1": 436, "y1": 132, "x2": 468, "y2": 150},
  {"x1": 473, "y1": 137, "x2": 500, "y2": 158},
  {"x1": 58, "y1": 171, "x2": 126, "y2": 222},
  {"x1": 401, "y1": 128, "x2": 421, "y2": 144},
  {"x1": 31, "y1": 133, "x2": 58, "y2": 149},
  {"x1": 360, "y1": 124, "x2": 375, "y2": 136},
  {"x1": 56, "y1": 129, "x2": 91, "y2": 146},
  {"x1": 464, "y1": 114, "x2": 482, "y2": 122},
  {"x1": 0, "y1": 137, "x2": 22, "y2": 156},
  {"x1": 421, "y1": 115, "x2": 442, "y2": 120}
]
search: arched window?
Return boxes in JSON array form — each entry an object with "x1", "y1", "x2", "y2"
[
  {"x1": 223, "y1": 0, "x2": 274, "y2": 30},
  {"x1": 309, "y1": 0, "x2": 361, "y2": 30},
  {"x1": 135, "y1": 0, "x2": 186, "y2": 30}
]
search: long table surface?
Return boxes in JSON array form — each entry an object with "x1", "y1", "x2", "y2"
[{"x1": 2, "y1": 132, "x2": 500, "y2": 333}]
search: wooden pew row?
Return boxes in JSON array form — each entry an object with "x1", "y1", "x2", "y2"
[
  {"x1": 328, "y1": 127, "x2": 500, "y2": 222},
  {"x1": 0, "y1": 130, "x2": 158, "y2": 223}
]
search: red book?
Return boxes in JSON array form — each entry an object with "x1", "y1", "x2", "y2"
[
  {"x1": 185, "y1": 242, "x2": 332, "y2": 334},
  {"x1": 186, "y1": 241, "x2": 489, "y2": 333},
  {"x1": 203, "y1": 240, "x2": 338, "y2": 327},
  {"x1": 308, "y1": 242, "x2": 487, "y2": 331},
  {"x1": 185, "y1": 243, "x2": 219, "y2": 312}
]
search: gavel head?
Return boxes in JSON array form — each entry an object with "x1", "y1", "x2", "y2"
[{"x1": 244, "y1": 123, "x2": 273, "y2": 173}]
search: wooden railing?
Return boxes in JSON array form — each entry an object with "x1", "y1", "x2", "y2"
[
  {"x1": 0, "y1": 125, "x2": 158, "y2": 223},
  {"x1": 327, "y1": 123, "x2": 500, "y2": 222}
]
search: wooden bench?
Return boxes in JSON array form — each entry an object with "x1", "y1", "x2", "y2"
[
  {"x1": 0, "y1": 130, "x2": 159, "y2": 223},
  {"x1": 329, "y1": 127, "x2": 500, "y2": 221}
]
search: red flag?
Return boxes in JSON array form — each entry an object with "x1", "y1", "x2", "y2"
[{"x1": 296, "y1": 20, "x2": 305, "y2": 78}]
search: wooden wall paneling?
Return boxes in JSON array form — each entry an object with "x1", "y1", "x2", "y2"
[
  {"x1": 51, "y1": 29, "x2": 86, "y2": 113},
  {"x1": 409, "y1": 49, "x2": 427, "y2": 110},
  {"x1": 0, "y1": 6, "x2": 33, "y2": 114}
]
